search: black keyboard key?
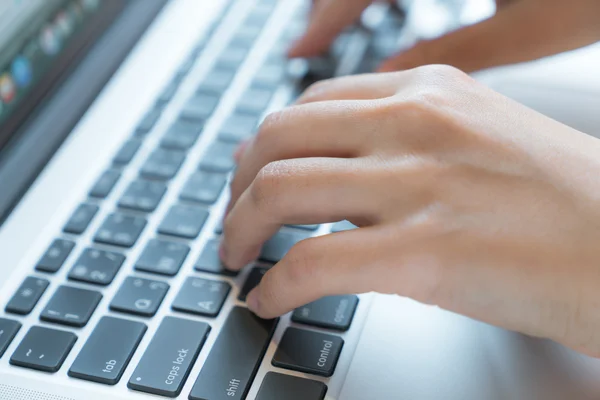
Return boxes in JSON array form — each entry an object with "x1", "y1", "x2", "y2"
[
  {"x1": 180, "y1": 171, "x2": 227, "y2": 204},
  {"x1": 5, "y1": 277, "x2": 49, "y2": 315},
  {"x1": 238, "y1": 267, "x2": 267, "y2": 301},
  {"x1": 140, "y1": 148, "x2": 186, "y2": 181},
  {"x1": 245, "y1": 4, "x2": 274, "y2": 26},
  {"x1": 63, "y1": 203, "x2": 99, "y2": 234},
  {"x1": 89, "y1": 169, "x2": 121, "y2": 198},
  {"x1": 135, "y1": 239, "x2": 189, "y2": 276},
  {"x1": 172, "y1": 277, "x2": 231, "y2": 317},
  {"x1": 10, "y1": 326, "x2": 77, "y2": 372},
  {"x1": 118, "y1": 179, "x2": 167, "y2": 212},
  {"x1": 214, "y1": 219, "x2": 223, "y2": 234},
  {"x1": 231, "y1": 24, "x2": 263, "y2": 46},
  {"x1": 292, "y1": 295, "x2": 359, "y2": 331},
  {"x1": 180, "y1": 93, "x2": 220, "y2": 122},
  {"x1": 218, "y1": 113, "x2": 258, "y2": 143},
  {"x1": 198, "y1": 141, "x2": 236, "y2": 173},
  {"x1": 113, "y1": 138, "x2": 142, "y2": 165},
  {"x1": 36, "y1": 239, "x2": 75, "y2": 273},
  {"x1": 194, "y1": 238, "x2": 237, "y2": 276},
  {"x1": 253, "y1": 63, "x2": 285, "y2": 89},
  {"x1": 0, "y1": 318, "x2": 21, "y2": 358},
  {"x1": 136, "y1": 108, "x2": 161, "y2": 135},
  {"x1": 157, "y1": 80, "x2": 179, "y2": 105},
  {"x1": 94, "y1": 213, "x2": 147, "y2": 248},
  {"x1": 256, "y1": 372, "x2": 327, "y2": 400},
  {"x1": 216, "y1": 45, "x2": 249, "y2": 70},
  {"x1": 189, "y1": 307, "x2": 277, "y2": 400},
  {"x1": 110, "y1": 277, "x2": 169, "y2": 317},
  {"x1": 40, "y1": 285, "x2": 102, "y2": 327},
  {"x1": 161, "y1": 120, "x2": 203, "y2": 150},
  {"x1": 331, "y1": 220, "x2": 357, "y2": 232},
  {"x1": 236, "y1": 87, "x2": 274, "y2": 115},
  {"x1": 69, "y1": 317, "x2": 147, "y2": 385},
  {"x1": 197, "y1": 69, "x2": 236, "y2": 95},
  {"x1": 272, "y1": 328, "x2": 343, "y2": 377},
  {"x1": 260, "y1": 231, "x2": 309, "y2": 263},
  {"x1": 157, "y1": 204, "x2": 209, "y2": 239},
  {"x1": 68, "y1": 248, "x2": 125, "y2": 286},
  {"x1": 128, "y1": 317, "x2": 210, "y2": 397}
]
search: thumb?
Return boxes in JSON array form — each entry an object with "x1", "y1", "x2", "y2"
[{"x1": 246, "y1": 228, "x2": 386, "y2": 319}]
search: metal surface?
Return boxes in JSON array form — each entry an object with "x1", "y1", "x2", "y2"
[
  {"x1": 1, "y1": 0, "x2": 600, "y2": 398},
  {"x1": 343, "y1": 295, "x2": 600, "y2": 399},
  {"x1": 0, "y1": 1, "x2": 370, "y2": 398}
]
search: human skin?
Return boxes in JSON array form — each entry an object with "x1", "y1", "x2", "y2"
[
  {"x1": 288, "y1": 0, "x2": 600, "y2": 73},
  {"x1": 221, "y1": 65, "x2": 600, "y2": 358}
]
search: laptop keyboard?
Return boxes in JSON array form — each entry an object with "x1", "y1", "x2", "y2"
[{"x1": 1, "y1": 0, "x2": 406, "y2": 398}]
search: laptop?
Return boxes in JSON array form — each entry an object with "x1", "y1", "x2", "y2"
[{"x1": 1, "y1": 1, "x2": 600, "y2": 399}]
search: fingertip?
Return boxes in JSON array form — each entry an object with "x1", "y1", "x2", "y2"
[
  {"x1": 246, "y1": 289, "x2": 261, "y2": 315},
  {"x1": 286, "y1": 38, "x2": 324, "y2": 59}
]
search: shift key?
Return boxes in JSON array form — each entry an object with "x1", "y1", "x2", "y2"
[
  {"x1": 128, "y1": 316, "x2": 210, "y2": 398},
  {"x1": 189, "y1": 307, "x2": 277, "y2": 400}
]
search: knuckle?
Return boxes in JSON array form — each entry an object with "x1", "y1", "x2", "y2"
[
  {"x1": 255, "y1": 110, "x2": 288, "y2": 147},
  {"x1": 301, "y1": 78, "x2": 336, "y2": 99},
  {"x1": 284, "y1": 238, "x2": 323, "y2": 285},
  {"x1": 399, "y1": 65, "x2": 471, "y2": 112},
  {"x1": 250, "y1": 161, "x2": 291, "y2": 213},
  {"x1": 260, "y1": 110, "x2": 286, "y2": 131}
]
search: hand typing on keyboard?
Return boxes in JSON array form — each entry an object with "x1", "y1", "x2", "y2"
[
  {"x1": 221, "y1": 65, "x2": 600, "y2": 358},
  {"x1": 288, "y1": 0, "x2": 600, "y2": 73}
]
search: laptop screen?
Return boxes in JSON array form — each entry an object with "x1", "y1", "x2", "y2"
[{"x1": 0, "y1": 0, "x2": 124, "y2": 151}]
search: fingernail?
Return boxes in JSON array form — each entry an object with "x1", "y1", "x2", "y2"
[{"x1": 247, "y1": 289, "x2": 260, "y2": 314}]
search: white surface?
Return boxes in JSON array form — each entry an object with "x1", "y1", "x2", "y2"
[{"x1": 475, "y1": 43, "x2": 600, "y2": 137}]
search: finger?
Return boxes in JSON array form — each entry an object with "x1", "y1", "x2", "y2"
[
  {"x1": 296, "y1": 72, "x2": 406, "y2": 105},
  {"x1": 233, "y1": 140, "x2": 250, "y2": 164},
  {"x1": 246, "y1": 216, "x2": 582, "y2": 354},
  {"x1": 378, "y1": 0, "x2": 600, "y2": 73},
  {"x1": 288, "y1": 0, "x2": 374, "y2": 58},
  {"x1": 226, "y1": 100, "x2": 384, "y2": 217},
  {"x1": 246, "y1": 223, "x2": 441, "y2": 318},
  {"x1": 222, "y1": 157, "x2": 378, "y2": 270}
]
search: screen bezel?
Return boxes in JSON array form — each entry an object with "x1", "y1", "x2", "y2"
[
  {"x1": 0, "y1": 0, "x2": 168, "y2": 225},
  {"x1": 0, "y1": 0, "x2": 127, "y2": 152}
]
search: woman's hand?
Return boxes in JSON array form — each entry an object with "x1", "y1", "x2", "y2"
[
  {"x1": 222, "y1": 65, "x2": 600, "y2": 358},
  {"x1": 289, "y1": 0, "x2": 600, "y2": 73}
]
